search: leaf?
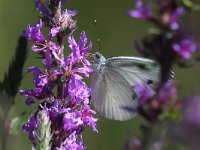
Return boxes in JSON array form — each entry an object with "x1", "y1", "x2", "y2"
[
  {"x1": 10, "y1": 101, "x2": 40, "y2": 134},
  {"x1": 2, "y1": 35, "x2": 28, "y2": 98},
  {"x1": 182, "y1": 0, "x2": 200, "y2": 11},
  {"x1": 10, "y1": 113, "x2": 29, "y2": 135},
  {"x1": 159, "y1": 109, "x2": 181, "y2": 121},
  {"x1": 177, "y1": 59, "x2": 194, "y2": 68}
]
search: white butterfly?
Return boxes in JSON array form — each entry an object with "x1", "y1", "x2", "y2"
[{"x1": 90, "y1": 52, "x2": 160, "y2": 121}]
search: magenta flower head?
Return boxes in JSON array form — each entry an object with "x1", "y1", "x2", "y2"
[
  {"x1": 129, "y1": 0, "x2": 152, "y2": 20},
  {"x1": 168, "y1": 7, "x2": 185, "y2": 30},
  {"x1": 173, "y1": 36, "x2": 199, "y2": 59}
]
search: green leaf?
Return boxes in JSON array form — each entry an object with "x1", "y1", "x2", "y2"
[
  {"x1": 182, "y1": 0, "x2": 200, "y2": 11},
  {"x1": 10, "y1": 101, "x2": 40, "y2": 134},
  {"x1": 10, "y1": 111, "x2": 31, "y2": 134},
  {"x1": 177, "y1": 59, "x2": 194, "y2": 68},
  {"x1": 159, "y1": 109, "x2": 181, "y2": 121},
  {"x1": 2, "y1": 35, "x2": 28, "y2": 97}
]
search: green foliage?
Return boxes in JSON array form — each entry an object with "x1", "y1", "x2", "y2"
[
  {"x1": 177, "y1": 59, "x2": 194, "y2": 68},
  {"x1": 182, "y1": 0, "x2": 200, "y2": 11},
  {"x1": 159, "y1": 109, "x2": 182, "y2": 121},
  {"x1": 10, "y1": 102, "x2": 40, "y2": 135},
  {"x1": 1, "y1": 36, "x2": 28, "y2": 97}
]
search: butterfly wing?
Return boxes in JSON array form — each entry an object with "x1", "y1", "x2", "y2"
[
  {"x1": 106, "y1": 56, "x2": 160, "y2": 87},
  {"x1": 91, "y1": 68, "x2": 137, "y2": 121},
  {"x1": 91, "y1": 56, "x2": 160, "y2": 121}
]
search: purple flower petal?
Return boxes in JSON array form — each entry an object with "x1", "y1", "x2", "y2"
[
  {"x1": 82, "y1": 105, "x2": 97, "y2": 131},
  {"x1": 32, "y1": 44, "x2": 46, "y2": 52},
  {"x1": 67, "y1": 10, "x2": 78, "y2": 16},
  {"x1": 129, "y1": 0, "x2": 152, "y2": 19},
  {"x1": 183, "y1": 97, "x2": 200, "y2": 125},
  {"x1": 158, "y1": 81, "x2": 176, "y2": 104},
  {"x1": 35, "y1": 0, "x2": 50, "y2": 16},
  {"x1": 22, "y1": 115, "x2": 37, "y2": 142},
  {"x1": 52, "y1": 51, "x2": 64, "y2": 65},
  {"x1": 73, "y1": 67, "x2": 93, "y2": 77},
  {"x1": 56, "y1": 132, "x2": 85, "y2": 150},
  {"x1": 25, "y1": 98, "x2": 35, "y2": 105},
  {"x1": 42, "y1": 51, "x2": 53, "y2": 69},
  {"x1": 134, "y1": 81, "x2": 154, "y2": 104},
  {"x1": 49, "y1": 42, "x2": 60, "y2": 51},
  {"x1": 67, "y1": 31, "x2": 93, "y2": 66},
  {"x1": 48, "y1": 27, "x2": 60, "y2": 40},
  {"x1": 63, "y1": 109, "x2": 83, "y2": 131},
  {"x1": 169, "y1": 7, "x2": 185, "y2": 30},
  {"x1": 173, "y1": 36, "x2": 198, "y2": 59},
  {"x1": 78, "y1": 31, "x2": 87, "y2": 50},
  {"x1": 27, "y1": 66, "x2": 48, "y2": 88},
  {"x1": 24, "y1": 19, "x2": 45, "y2": 43}
]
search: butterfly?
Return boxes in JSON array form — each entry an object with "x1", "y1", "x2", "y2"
[{"x1": 90, "y1": 52, "x2": 160, "y2": 121}]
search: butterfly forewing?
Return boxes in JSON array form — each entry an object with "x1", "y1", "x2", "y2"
[{"x1": 106, "y1": 56, "x2": 160, "y2": 87}]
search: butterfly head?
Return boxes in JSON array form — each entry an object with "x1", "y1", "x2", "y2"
[{"x1": 92, "y1": 52, "x2": 106, "y2": 73}]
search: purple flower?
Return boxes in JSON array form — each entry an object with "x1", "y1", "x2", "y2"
[
  {"x1": 24, "y1": 20, "x2": 60, "y2": 68},
  {"x1": 22, "y1": 115, "x2": 37, "y2": 142},
  {"x1": 173, "y1": 37, "x2": 198, "y2": 59},
  {"x1": 158, "y1": 81, "x2": 176, "y2": 104},
  {"x1": 27, "y1": 66, "x2": 48, "y2": 89},
  {"x1": 68, "y1": 31, "x2": 92, "y2": 67},
  {"x1": 68, "y1": 75, "x2": 90, "y2": 105},
  {"x1": 55, "y1": 132, "x2": 85, "y2": 150},
  {"x1": 183, "y1": 97, "x2": 200, "y2": 125},
  {"x1": 47, "y1": 101, "x2": 62, "y2": 123},
  {"x1": 20, "y1": 67, "x2": 59, "y2": 100},
  {"x1": 59, "y1": 9, "x2": 78, "y2": 34},
  {"x1": 129, "y1": 0, "x2": 152, "y2": 19},
  {"x1": 168, "y1": 7, "x2": 185, "y2": 30},
  {"x1": 63, "y1": 108, "x2": 83, "y2": 132},
  {"x1": 150, "y1": 141, "x2": 165, "y2": 150},
  {"x1": 134, "y1": 81, "x2": 154, "y2": 104},
  {"x1": 81, "y1": 104, "x2": 97, "y2": 131},
  {"x1": 35, "y1": 0, "x2": 50, "y2": 16},
  {"x1": 124, "y1": 137, "x2": 142, "y2": 150},
  {"x1": 24, "y1": 19, "x2": 44, "y2": 43},
  {"x1": 22, "y1": 2, "x2": 97, "y2": 146},
  {"x1": 35, "y1": 0, "x2": 70, "y2": 16},
  {"x1": 25, "y1": 97, "x2": 35, "y2": 105}
]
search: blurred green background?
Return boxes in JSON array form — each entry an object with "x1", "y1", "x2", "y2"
[{"x1": 1, "y1": 0, "x2": 200, "y2": 149}]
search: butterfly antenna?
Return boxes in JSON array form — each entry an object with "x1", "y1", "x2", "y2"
[
  {"x1": 97, "y1": 38, "x2": 101, "y2": 52},
  {"x1": 94, "y1": 19, "x2": 101, "y2": 52}
]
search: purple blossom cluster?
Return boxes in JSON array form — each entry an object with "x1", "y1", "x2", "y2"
[
  {"x1": 129, "y1": 0, "x2": 198, "y2": 123},
  {"x1": 127, "y1": 0, "x2": 200, "y2": 149},
  {"x1": 129, "y1": 0, "x2": 199, "y2": 119},
  {"x1": 20, "y1": 0, "x2": 97, "y2": 149},
  {"x1": 134, "y1": 81, "x2": 177, "y2": 123},
  {"x1": 129, "y1": 0, "x2": 199, "y2": 64}
]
